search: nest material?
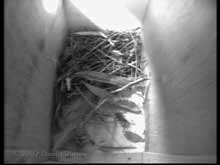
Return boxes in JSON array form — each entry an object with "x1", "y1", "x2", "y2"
[{"x1": 52, "y1": 27, "x2": 148, "y2": 151}]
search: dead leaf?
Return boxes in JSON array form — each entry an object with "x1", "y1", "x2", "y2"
[
  {"x1": 116, "y1": 104, "x2": 142, "y2": 114},
  {"x1": 102, "y1": 101, "x2": 142, "y2": 114},
  {"x1": 73, "y1": 71, "x2": 135, "y2": 87},
  {"x1": 115, "y1": 112, "x2": 130, "y2": 128},
  {"x1": 83, "y1": 82, "x2": 109, "y2": 98},
  {"x1": 114, "y1": 99, "x2": 140, "y2": 111},
  {"x1": 124, "y1": 131, "x2": 145, "y2": 143}
]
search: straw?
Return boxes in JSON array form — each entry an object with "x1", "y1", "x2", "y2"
[{"x1": 52, "y1": 27, "x2": 149, "y2": 151}]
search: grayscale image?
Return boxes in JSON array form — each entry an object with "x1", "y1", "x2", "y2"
[{"x1": 4, "y1": 0, "x2": 216, "y2": 163}]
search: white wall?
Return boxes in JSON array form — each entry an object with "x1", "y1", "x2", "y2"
[
  {"x1": 64, "y1": 0, "x2": 148, "y2": 31},
  {"x1": 63, "y1": 0, "x2": 100, "y2": 32},
  {"x1": 4, "y1": 0, "x2": 67, "y2": 162},
  {"x1": 143, "y1": 0, "x2": 216, "y2": 155}
]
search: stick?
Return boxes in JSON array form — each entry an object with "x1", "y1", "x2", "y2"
[
  {"x1": 97, "y1": 49, "x2": 143, "y2": 73},
  {"x1": 111, "y1": 77, "x2": 149, "y2": 94}
]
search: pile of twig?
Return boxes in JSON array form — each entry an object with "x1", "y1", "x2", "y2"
[{"x1": 52, "y1": 27, "x2": 148, "y2": 151}]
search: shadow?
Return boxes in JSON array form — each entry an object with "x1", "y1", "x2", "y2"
[{"x1": 63, "y1": 0, "x2": 102, "y2": 32}]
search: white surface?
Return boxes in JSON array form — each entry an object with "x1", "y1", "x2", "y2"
[
  {"x1": 69, "y1": 0, "x2": 145, "y2": 31},
  {"x1": 42, "y1": 0, "x2": 59, "y2": 14}
]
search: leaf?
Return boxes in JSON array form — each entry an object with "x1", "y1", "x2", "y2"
[
  {"x1": 124, "y1": 131, "x2": 145, "y2": 143},
  {"x1": 83, "y1": 82, "x2": 109, "y2": 98},
  {"x1": 101, "y1": 101, "x2": 142, "y2": 114},
  {"x1": 97, "y1": 102, "x2": 115, "y2": 116},
  {"x1": 115, "y1": 112, "x2": 130, "y2": 128},
  {"x1": 73, "y1": 71, "x2": 135, "y2": 87},
  {"x1": 74, "y1": 31, "x2": 107, "y2": 38},
  {"x1": 116, "y1": 104, "x2": 142, "y2": 114},
  {"x1": 114, "y1": 99, "x2": 140, "y2": 111}
]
